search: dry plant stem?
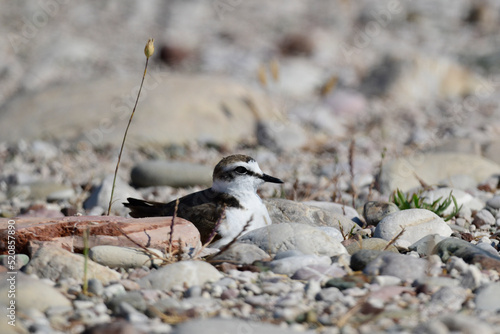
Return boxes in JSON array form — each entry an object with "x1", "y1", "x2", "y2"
[
  {"x1": 106, "y1": 56, "x2": 151, "y2": 215},
  {"x1": 112, "y1": 224, "x2": 169, "y2": 263},
  {"x1": 335, "y1": 294, "x2": 370, "y2": 328},
  {"x1": 82, "y1": 227, "x2": 90, "y2": 295},
  {"x1": 168, "y1": 199, "x2": 180, "y2": 255},
  {"x1": 383, "y1": 226, "x2": 406, "y2": 251}
]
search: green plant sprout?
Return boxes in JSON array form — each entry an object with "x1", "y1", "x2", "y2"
[{"x1": 392, "y1": 188, "x2": 462, "y2": 221}]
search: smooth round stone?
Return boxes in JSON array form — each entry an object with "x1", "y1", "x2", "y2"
[
  {"x1": 211, "y1": 242, "x2": 271, "y2": 264},
  {"x1": 486, "y1": 195, "x2": 500, "y2": 210},
  {"x1": 47, "y1": 188, "x2": 75, "y2": 201},
  {"x1": 89, "y1": 245, "x2": 164, "y2": 269},
  {"x1": 131, "y1": 160, "x2": 212, "y2": 188},
  {"x1": 363, "y1": 253, "x2": 429, "y2": 281},
  {"x1": 238, "y1": 223, "x2": 348, "y2": 257},
  {"x1": 363, "y1": 201, "x2": 399, "y2": 226},
  {"x1": 269, "y1": 254, "x2": 332, "y2": 276},
  {"x1": 421, "y1": 187, "x2": 483, "y2": 216},
  {"x1": 433, "y1": 238, "x2": 500, "y2": 270},
  {"x1": 475, "y1": 283, "x2": 500, "y2": 312},
  {"x1": 315, "y1": 226, "x2": 344, "y2": 242},
  {"x1": 409, "y1": 234, "x2": 447, "y2": 256},
  {"x1": 345, "y1": 238, "x2": 398, "y2": 255},
  {"x1": 107, "y1": 291, "x2": 147, "y2": 313},
  {"x1": 24, "y1": 246, "x2": 121, "y2": 285},
  {"x1": 292, "y1": 263, "x2": 347, "y2": 281},
  {"x1": 87, "y1": 278, "x2": 104, "y2": 297},
  {"x1": 138, "y1": 261, "x2": 222, "y2": 290},
  {"x1": 9, "y1": 182, "x2": 73, "y2": 201},
  {"x1": 372, "y1": 275, "x2": 402, "y2": 286},
  {"x1": 350, "y1": 249, "x2": 383, "y2": 271},
  {"x1": 0, "y1": 254, "x2": 30, "y2": 269},
  {"x1": 0, "y1": 272, "x2": 71, "y2": 312},
  {"x1": 472, "y1": 209, "x2": 496, "y2": 227},
  {"x1": 265, "y1": 198, "x2": 360, "y2": 233},
  {"x1": 374, "y1": 209, "x2": 452, "y2": 244}
]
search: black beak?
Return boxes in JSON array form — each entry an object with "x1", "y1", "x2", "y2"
[{"x1": 261, "y1": 173, "x2": 284, "y2": 184}]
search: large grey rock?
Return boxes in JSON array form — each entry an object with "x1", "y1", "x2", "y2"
[
  {"x1": 363, "y1": 253, "x2": 428, "y2": 281},
  {"x1": 24, "y1": 246, "x2": 121, "y2": 284},
  {"x1": 374, "y1": 209, "x2": 452, "y2": 244},
  {"x1": 0, "y1": 75, "x2": 278, "y2": 146},
  {"x1": 0, "y1": 272, "x2": 71, "y2": 312},
  {"x1": 138, "y1": 261, "x2": 222, "y2": 290},
  {"x1": 89, "y1": 245, "x2": 164, "y2": 269},
  {"x1": 238, "y1": 223, "x2": 347, "y2": 257},
  {"x1": 379, "y1": 153, "x2": 500, "y2": 193},
  {"x1": 483, "y1": 140, "x2": 500, "y2": 165},
  {"x1": 83, "y1": 174, "x2": 141, "y2": 215},
  {"x1": 264, "y1": 198, "x2": 360, "y2": 232},
  {"x1": 171, "y1": 318, "x2": 314, "y2": 334},
  {"x1": 131, "y1": 160, "x2": 212, "y2": 188}
]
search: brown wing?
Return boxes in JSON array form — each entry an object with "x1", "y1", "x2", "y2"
[{"x1": 124, "y1": 188, "x2": 241, "y2": 243}]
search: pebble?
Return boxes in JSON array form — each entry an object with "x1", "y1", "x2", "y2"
[
  {"x1": 363, "y1": 253, "x2": 429, "y2": 282},
  {"x1": 363, "y1": 201, "x2": 399, "y2": 226},
  {"x1": 9, "y1": 181, "x2": 74, "y2": 201},
  {"x1": 472, "y1": 209, "x2": 496, "y2": 227},
  {"x1": 239, "y1": 223, "x2": 348, "y2": 257},
  {"x1": 107, "y1": 291, "x2": 147, "y2": 314},
  {"x1": 474, "y1": 283, "x2": 500, "y2": 312},
  {"x1": 350, "y1": 249, "x2": 383, "y2": 271},
  {"x1": 409, "y1": 234, "x2": 447, "y2": 256},
  {"x1": 256, "y1": 119, "x2": 308, "y2": 152},
  {"x1": 269, "y1": 254, "x2": 332, "y2": 276},
  {"x1": 130, "y1": 160, "x2": 212, "y2": 188},
  {"x1": 374, "y1": 209, "x2": 452, "y2": 244},
  {"x1": 211, "y1": 242, "x2": 271, "y2": 264},
  {"x1": 24, "y1": 246, "x2": 121, "y2": 284},
  {"x1": 433, "y1": 238, "x2": 500, "y2": 271},
  {"x1": 87, "y1": 278, "x2": 104, "y2": 296},
  {"x1": 0, "y1": 254, "x2": 30, "y2": 270},
  {"x1": 89, "y1": 245, "x2": 164, "y2": 269},
  {"x1": 138, "y1": 261, "x2": 222, "y2": 290}
]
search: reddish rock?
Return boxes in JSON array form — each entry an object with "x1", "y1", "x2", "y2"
[{"x1": 0, "y1": 216, "x2": 200, "y2": 256}]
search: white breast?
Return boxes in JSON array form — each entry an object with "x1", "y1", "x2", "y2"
[{"x1": 210, "y1": 192, "x2": 271, "y2": 248}]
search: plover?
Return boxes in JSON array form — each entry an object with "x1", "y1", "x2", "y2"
[{"x1": 124, "y1": 154, "x2": 283, "y2": 247}]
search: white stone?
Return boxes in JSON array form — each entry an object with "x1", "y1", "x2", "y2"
[
  {"x1": 239, "y1": 223, "x2": 348, "y2": 257},
  {"x1": 138, "y1": 261, "x2": 222, "y2": 290},
  {"x1": 374, "y1": 209, "x2": 452, "y2": 244},
  {"x1": 89, "y1": 245, "x2": 164, "y2": 269}
]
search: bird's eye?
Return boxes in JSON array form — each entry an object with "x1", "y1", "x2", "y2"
[{"x1": 234, "y1": 166, "x2": 248, "y2": 174}]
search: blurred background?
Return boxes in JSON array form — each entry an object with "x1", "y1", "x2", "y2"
[{"x1": 1, "y1": 0, "x2": 500, "y2": 215}]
